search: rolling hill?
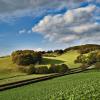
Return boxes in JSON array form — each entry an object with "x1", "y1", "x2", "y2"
[{"x1": 0, "y1": 44, "x2": 99, "y2": 84}]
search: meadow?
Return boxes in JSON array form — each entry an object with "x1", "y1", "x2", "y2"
[
  {"x1": 0, "y1": 70, "x2": 100, "y2": 100},
  {"x1": 43, "y1": 50, "x2": 81, "y2": 68}
]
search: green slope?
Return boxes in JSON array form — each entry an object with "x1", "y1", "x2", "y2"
[
  {"x1": 0, "y1": 70, "x2": 100, "y2": 100},
  {"x1": 0, "y1": 50, "x2": 80, "y2": 73},
  {"x1": 43, "y1": 50, "x2": 81, "y2": 68}
]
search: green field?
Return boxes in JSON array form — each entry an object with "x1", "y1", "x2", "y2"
[
  {"x1": 0, "y1": 70, "x2": 100, "y2": 100},
  {"x1": 43, "y1": 50, "x2": 81, "y2": 68}
]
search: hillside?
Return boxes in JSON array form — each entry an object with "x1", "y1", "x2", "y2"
[
  {"x1": 0, "y1": 44, "x2": 99, "y2": 84},
  {"x1": 0, "y1": 50, "x2": 80, "y2": 73},
  {"x1": 43, "y1": 50, "x2": 81, "y2": 68}
]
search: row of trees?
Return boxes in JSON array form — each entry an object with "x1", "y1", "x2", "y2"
[
  {"x1": 11, "y1": 50, "x2": 42, "y2": 66},
  {"x1": 64, "y1": 44, "x2": 100, "y2": 54},
  {"x1": 43, "y1": 44, "x2": 100, "y2": 57},
  {"x1": 20, "y1": 64, "x2": 69, "y2": 74}
]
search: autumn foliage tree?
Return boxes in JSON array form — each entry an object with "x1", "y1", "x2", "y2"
[{"x1": 11, "y1": 50, "x2": 42, "y2": 66}]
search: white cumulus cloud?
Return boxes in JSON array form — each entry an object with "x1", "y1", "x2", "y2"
[{"x1": 32, "y1": 5, "x2": 100, "y2": 44}]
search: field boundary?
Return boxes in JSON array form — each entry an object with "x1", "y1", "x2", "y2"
[{"x1": 0, "y1": 67, "x2": 88, "y2": 91}]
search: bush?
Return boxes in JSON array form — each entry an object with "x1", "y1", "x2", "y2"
[
  {"x1": 74, "y1": 54, "x2": 88, "y2": 64},
  {"x1": 11, "y1": 50, "x2": 42, "y2": 66},
  {"x1": 49, "y1": 64, "x2": 58, "y2": 73},
  {"x1": 57, "y1": 64, "x2": 69, "y2": 73},
  {"x1": 35, "y1": 66, "x2": 48, "y2": 74},
  {"x1": 27, "y1": 64, "x2": 36, "y2": 75},
  {"x1": 49, "y1": 64, "x2": 69, "y2": 73}
]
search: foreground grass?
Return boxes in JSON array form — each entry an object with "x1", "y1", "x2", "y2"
[
  {"x1": 0, "y1": 70, "x2": 100, "y2": 100},
  {"x1": 0, "y1": 74, "x2": 49, "y2": 85}
]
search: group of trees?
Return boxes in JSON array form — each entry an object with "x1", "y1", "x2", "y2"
[
  {"x1": 43, "y1": 49, "x2": 64, "y2": 57},
  {"x1": 75, "y1": 51, "x2": 100, "y2": 69},
  {"x1": 78, "y1": 44, "x2": 100, "y2": 54},
  {"x1": 11, "y1": 50, "x2": 42, "y2": 66},
  {"x1": 21, "y1": 64, "x2": 69, "y2": 74}
]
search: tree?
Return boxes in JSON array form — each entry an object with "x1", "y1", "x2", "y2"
[{"x1": 11, "y1": 50, "x2": 42, "y2": 66}]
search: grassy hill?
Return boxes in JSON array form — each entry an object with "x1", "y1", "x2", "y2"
[
  {"x1": 0, "y1": 44, "x2": 99, "y2": 84},
  {"x1": 43, "y1": 50, "x2": 81, "y2": 68},
  {"x1": 0, "y1": 50, "x2": 80, "y2": 73},
  {"x1": 0, "y1": 70, "x2": 100, "y2": 100}
]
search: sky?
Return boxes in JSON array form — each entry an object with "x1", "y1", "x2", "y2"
[{"x1": 0, "y1": 0, "x2": 100, "y2": 56}]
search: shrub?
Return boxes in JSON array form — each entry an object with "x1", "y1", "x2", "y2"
[
  {"x1": 49, "y1": 64, "x2": 69, "y2": 73},
  {"x1": 74, "y1": 54, "x2": 88, "y2": 64},
  {"x1": 27, "y1": 64, "x2": 36, "y2": 75},
  {"x1": 49, "y1": 64, "x2": 58, "y2": 73},
  {"x1": 35, "y1": 66, "x2": 48, "y2": 74},
  {"x1": 57, "y1": 64, "x2": 69, "y2": 73}
]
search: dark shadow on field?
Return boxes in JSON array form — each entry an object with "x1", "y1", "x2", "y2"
[{"x1": 42, "y1": 58, "x2": 65, "y2": 65}]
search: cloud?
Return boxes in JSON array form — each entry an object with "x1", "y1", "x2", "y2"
[
  {"x1": 32, "y1": 5, "x2": 100, "y2": 44},
  {"x1": 0, "y1": 0, "x2": 81, "y2": 14},
  {"x1": 19, "y1": 29, "x2": 26, "y2": 34},
  {"x1": 0, "y1": 0, "x2": 97, "y2": 22},
  {"x1": 18, "y1": 29, "x2": 32, "y2": 35}
]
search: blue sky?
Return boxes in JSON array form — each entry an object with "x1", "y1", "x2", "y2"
[{"x1": 0, "y1": 0, "x2": 100, "y2": 56}]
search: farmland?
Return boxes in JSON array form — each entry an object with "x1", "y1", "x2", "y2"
[{"x1": 0, "y1": 70, "x2": 100, "y2": 100}]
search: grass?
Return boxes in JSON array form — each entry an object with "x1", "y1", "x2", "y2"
[
  {"x1": 0, "y1": 56, "x2": 20, "y2": 73},
  {"x1": 0, "y1": 74, "x2": 49, "y2": 85},
  {"x1": 0, "y1": 70, "x2": 100, "y2": 100},
  {"x1": 0, "y1": 56, "x2": 49, "y2": 85},
  {"x1": 44, "y1": 50, "x2": 81, "y2": 68}
]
